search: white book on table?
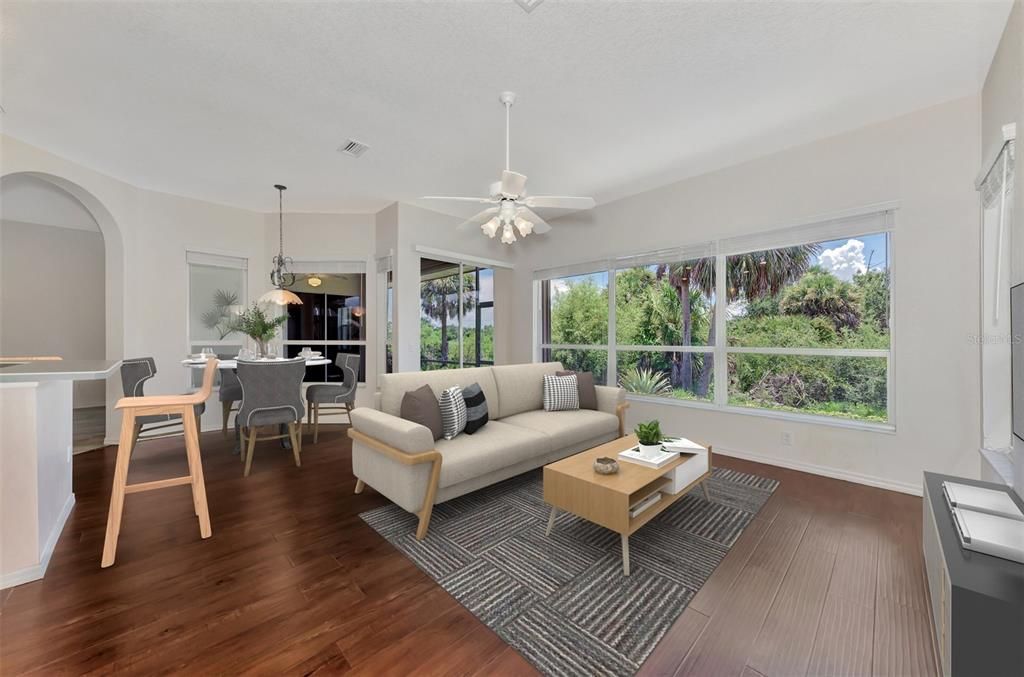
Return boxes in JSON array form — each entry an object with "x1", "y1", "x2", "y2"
[
  {"x1": 943, "y1": 481, "x2": 1023, "y2": 521},
  {"x1": 629, "y1": 492, "x2": 662, "y2": 518},
  {"x1": 662, "y1": 437, "x2": 706, "y2": 453},
  {"x1": 950, "y1": 506, "x2": 1024, "y2": 564}
]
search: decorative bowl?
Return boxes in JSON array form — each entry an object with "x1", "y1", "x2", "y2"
[{"x1": 593, "y1": 457, "x2": 619, "y2": 475}]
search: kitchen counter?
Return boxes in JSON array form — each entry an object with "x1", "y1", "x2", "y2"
[{"x1": 1, "y1": 359, "x2": 121, "y2": 588}]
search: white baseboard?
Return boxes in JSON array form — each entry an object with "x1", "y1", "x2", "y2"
[
  {"x1": 1, "y1": 493, "x2": 75, "y2": 590},
  {"x1": 713, "y1": 445, "x2": 922, "y2": 496}
]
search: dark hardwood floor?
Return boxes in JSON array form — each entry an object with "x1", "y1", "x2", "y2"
[{"x1": 0, "y1": 426, "x2": 938, "y2": 676}]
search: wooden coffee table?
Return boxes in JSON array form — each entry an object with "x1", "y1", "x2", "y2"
[{"x1": 543, "y1": 434, "x2": 712, "y2": 576}]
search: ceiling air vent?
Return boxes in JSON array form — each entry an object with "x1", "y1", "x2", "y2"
[{"x1": 338, "y1": 139, "x2": 370, "y2": 158}]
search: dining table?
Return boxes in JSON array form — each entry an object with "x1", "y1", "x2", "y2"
[{"x1": 181, "y1": 356, "x2": 331, "y2": 451}]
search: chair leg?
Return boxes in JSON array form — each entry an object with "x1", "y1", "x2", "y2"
[
  {"x1": 288, "y1": 422, "x2": 301, "y2": 468},
  {"x1": 221, "y1": 400, "x2": 232, "y2": 437},
  {"x1": 129, "y1": 422, "x2": 142, "y2": 457},
  {"x1": 101, "y1": 411, "x2": 136, "y2": 568},
  {"x1": 354, "y1": 479, "x2": 365, "y2": 494},
  {"x1": 345, "y1": 402, "x2": 353, "y2": 426},
  {"x1": 313, "y1": 402, "x2": 320, "y2": 444},
  {"x1": 243, "y1": 427, "x2": 258, "y2": 477},
  {"x1": 182, "y1": 407, "x2": 212, "y2": 538}
]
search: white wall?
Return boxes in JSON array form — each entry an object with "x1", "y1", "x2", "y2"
[
  {"x1": 508, "y1": 96, "x2": 982, "y2": 493},
  {"x1": 981, "y1": 0, "x2": 1024, "y2": 495},
  {"x1": 0, "y1": 219, "x2": 106, "y2": 407},
  {"x1": 1, "y1": 135, "x2": 268, "y2": 440},
  {"x1": 392, "y1": 202, "x2": 520, "y2": 372}
]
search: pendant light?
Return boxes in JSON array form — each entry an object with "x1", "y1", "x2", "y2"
[{"x1": 259, "y1": 184, "x2": 303, "y2": 306}]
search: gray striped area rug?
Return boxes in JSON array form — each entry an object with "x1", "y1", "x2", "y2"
[{"x1": 360, "y1": 466, "x2": 778, "y2": 676}]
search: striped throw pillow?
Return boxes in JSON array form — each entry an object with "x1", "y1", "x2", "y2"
[
  {"x1": 439, "y1": 385, "x2": 467, "y2": 440},
  {"x1": 543, "y1": 373, "x2": 579, "y2": 412},
  {"x1": 461, "y1": 382, "x2": 489, "y2": 434}
]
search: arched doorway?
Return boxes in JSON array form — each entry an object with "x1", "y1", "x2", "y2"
[{"x1": 0, "y1": 171, "x2": 125, "y2": 445}]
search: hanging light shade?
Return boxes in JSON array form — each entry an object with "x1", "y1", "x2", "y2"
[
  {"x1": 307, "y1": 275, "x2": 323, "y2": 288},
  {"x1": 260, "y1": 184, "x2": 302, "y2": 306}
]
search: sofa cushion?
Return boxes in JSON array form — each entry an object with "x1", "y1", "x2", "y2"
[
  {"x1": 435, "y1": 420, "x2": 550, "y2": 488},
  {"x1": 557, "y1": 370, "x2": 597, "y2": 410},
  {"x1": 400, "y1": 385, "x2": 443, "y2": 441},
  {"x1": 500, "y1": 409, "x2": 620, "y2": 452},
  {"x1": 379, "y1": 367, "x2": 499, "y2": 418},
  {"x1": 543, "y1": 373, "x2": 579, "y2": 411},
  {"x1": 491, "y1": 362, "x2": 563, "y2": 419}
]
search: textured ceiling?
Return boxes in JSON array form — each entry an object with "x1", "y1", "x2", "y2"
[{"x1": 1, "y1": 1, "x2": 1013, "y2": 214}]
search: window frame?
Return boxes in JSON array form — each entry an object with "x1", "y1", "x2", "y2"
[
  {"x1": 281, "y1": 269, "x2": 369, "y2": 384},
  {"x1": 185, "y1": 250, "x2": 248, "y2": 389},
  {"x1": 534, "y1": 206, "x2": 896, "y2": 432}
]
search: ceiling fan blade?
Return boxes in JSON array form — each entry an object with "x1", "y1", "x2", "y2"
[
  {"x1": 421, "y1": 196, "x2": 496, "y2": 204},
  {"x1": 522, "y1": 195, "x2": 596, "y2": 210},
  {"x1": 500, "y1": 170, "x2": 528, "y2": 198},
  {"x1": 457, "y1": 207, "x2": 499, "y2": 231},
  {"x1": 517, "y1": 206, "x2": 551, "y2": 234}
]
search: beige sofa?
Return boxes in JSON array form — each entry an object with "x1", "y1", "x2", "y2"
[{"x1": 348, "y1": 362, "x2": 628, "y2": 539}]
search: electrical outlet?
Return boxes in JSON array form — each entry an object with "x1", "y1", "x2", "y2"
[{"x1": 781, "y1": 431, "x2": 793, "y2": 446}]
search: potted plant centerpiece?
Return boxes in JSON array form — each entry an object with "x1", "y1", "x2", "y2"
[
  {"x1": 230, "y1": 304, "x2": 288, "y2": 358},
  {"x1": 634, "y1": 420, "x2": 664, "y2": 459}
]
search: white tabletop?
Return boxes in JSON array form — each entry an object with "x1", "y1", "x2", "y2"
[{"x1": 181, "y1": 357, "x2": 331, "y2": 369}]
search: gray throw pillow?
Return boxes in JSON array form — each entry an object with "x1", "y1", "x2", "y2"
[
  {"x1": 558, "y1": 370, "x2": 597, "y2": 410},
  {"x1": 462, "y1": 382, "x2": 489, "y2": 434},
  {"x1": 400, "y1": 384, "x2": 443, "y2": 441}
]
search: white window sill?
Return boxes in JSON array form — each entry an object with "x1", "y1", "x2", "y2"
[{"x1": 624, "y1": 393, "x2": 896, "y2": 434}]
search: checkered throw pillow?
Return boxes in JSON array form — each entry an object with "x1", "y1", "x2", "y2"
[
  {"x1": 543, "y1": 373, "x2": 579, "y2": 412},
  {"x1": 439, "y1": 385, "x2": 467, "y2": 440}
]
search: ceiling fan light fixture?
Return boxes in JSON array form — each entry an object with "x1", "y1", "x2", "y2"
[
  {"x1": 500, "y1": 223, "x2": 516, "y2": 245},
  {"x1": 514, "y1": 216, "x2": 533, "y2": 237},
  {"x1": 481, "y1": 216, "x2": 500, "y2": 238}
]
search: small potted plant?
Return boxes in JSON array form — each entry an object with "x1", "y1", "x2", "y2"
[
  {"x1": 634, "y1": 420, "x2": 664, "y2": 459},
  {"x1": 230, "y1": 304, "x2": 288, "y2": 358}
]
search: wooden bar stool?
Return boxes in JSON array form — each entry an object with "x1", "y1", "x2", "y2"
[{"x1": 101, "y1": 359, "x2": 218, "y2": 568}]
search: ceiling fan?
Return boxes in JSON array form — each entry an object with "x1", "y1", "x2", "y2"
[{"x1": 422, "y1": 92, "x2": 595, "y2": 244}]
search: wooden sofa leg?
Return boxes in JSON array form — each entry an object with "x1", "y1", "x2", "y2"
[
  {"x1": 415, "y1": 505, "x2": 434, "y2": 541},
  {"x1": 354, "y1": 479, "x2": 365, "y2": 494},
  {"x1": 414, "y1": 456, "x2": 443, "y2": 540}
]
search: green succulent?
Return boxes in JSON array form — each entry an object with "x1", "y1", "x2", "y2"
[{"x1": 634, "y1": 420, "x2": 663, "y2": 446}]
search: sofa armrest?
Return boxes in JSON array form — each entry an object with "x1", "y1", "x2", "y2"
[
  {"x1": 349, "y1": 407, "x2": 435, "y2": 455},
  {"x1": 594, "y1": 385, "x2": 629, "y2": 437}
]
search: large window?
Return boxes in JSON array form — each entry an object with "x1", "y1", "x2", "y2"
[
  {"x1": 540, "y1": 272, "x2": 609, "y2": 383},
  {"x1": 284, "y1": 271, "x2": 367, "y2": 383},
  {"x1": 535, "y1": 212, "x2": 894, "y2": 426},
  {"x1": 724, "y1": 232, "x2": 890, "y2": 422},
  {"x1": 420, "y1": 258, "x2": 495, "y2": 370},
  {"x1": 187, "y1": 252, "x2": 246, "y2": 386}
]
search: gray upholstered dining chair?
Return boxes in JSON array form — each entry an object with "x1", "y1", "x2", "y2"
[
  {"x1": 120, "y1": 357, "x2": 205, "y2": 454},
  {"x1": 305, "y1": 353, "x2": 360, "y2": 444},
  {"x1": 217, "y1": 353, "x2": 243, "y2": 437},
  {"x1": 235, "y1": 357, "x2": 306, "y2": 477}
]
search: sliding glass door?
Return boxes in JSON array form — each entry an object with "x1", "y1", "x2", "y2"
[{"x1": 420, "y1": 257, "x2": 494, "y2": 370}]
